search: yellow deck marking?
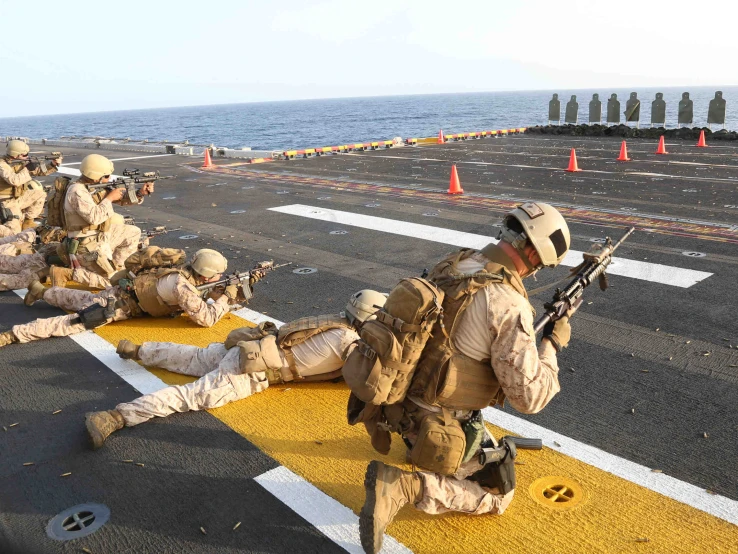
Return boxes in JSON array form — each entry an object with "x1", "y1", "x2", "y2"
[{"x1": 94, "y1": 315, "x2": 738, "y2": 553}]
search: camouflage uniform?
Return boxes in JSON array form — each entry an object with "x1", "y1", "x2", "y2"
[
  {"x1": 116, "y1": 327, "x2": 359, "y2": 425},
  {"x1": 63, "y1": 182, "x2": 142, "y2": 275},
  {"x1": 0, "y1": 158, "x2": 57, "y2": 236},
  {"x1": 0, "y1": 228, "x2": 36, "y2": 253},
  {"x1": 405, "y1": 251, "x2": 559, "y2": 516},
  {"x1": 10, "y1": 273, "x2": 230, "y2": 343}
]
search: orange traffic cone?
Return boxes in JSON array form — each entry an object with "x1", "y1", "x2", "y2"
[
  {"x1": 696, "y1": 130, "x2": 708, "y2": 147},
  {"x1": 656, "y1": 136, "x2": 668, "y2": 155},
  {"x1": 566, "y1": 148, "x2": 582, "y2": 172},
  {"x1": 617, "y1": 140, "x2": 631, "y2": 161},
  {"x1": 447, "y1": 164, "x2": 463, "y2": 194},
  {"x1": 437, "y1": 129, "x2": 445, "y2": 144},
  {"x1": 202, "y1": 148, "x2": 213, "y2": 168}
]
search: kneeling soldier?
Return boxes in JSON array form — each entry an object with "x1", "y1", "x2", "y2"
[
  {"x1": 83, "y1": 289, "x2": 388, "y2": 449},
  {"x1": 352, "y1": 203, "x2": 579, "y2": 553},
  {"x1": 0, "y1": 249, "x2": 241, "y2": 347}
]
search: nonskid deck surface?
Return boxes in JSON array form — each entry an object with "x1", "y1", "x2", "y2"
[{"x1": 1, "y1": 136, "x2": 737, "y2": 553}]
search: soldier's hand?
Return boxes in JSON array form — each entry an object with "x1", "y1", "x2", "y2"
[
  {"x1": 105, "y1": 188, "x2": 126, "y2": 203},
  {"x1": 140, "y1": 182, "x2": 155, "y2": 196},
  {"x1": 249, "y1": 268, "x2": 268, "y2": 286},
  {"x1": 52, "y1": 156, "x2": 63, "y2": 166},
  {"x1": 224, "y1": 284, "x2": 239, "y2": 300},
  {"x1": 542, "y1": 316, "x2": 571, "y2": 352}
]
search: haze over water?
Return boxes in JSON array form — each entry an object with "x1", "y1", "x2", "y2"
[{"x1": 1, "y1": 87, "x2": 734, "y2": 151}]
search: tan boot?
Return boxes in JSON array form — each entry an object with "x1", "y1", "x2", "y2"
[
  {"x1": 360, "y1": 461, "x2": 422, "y2": 554},
  {"x1": 23, "y1": 280, "x2": 46, "y2": 306},
  {"x1": 0, "y1": 331, "x2": 19, "y2": 347},
  {"x1": 116, "y1": 340, "x2": 141, "y2": 360},
  {"x1": 21, "y1": 219, "x2": 39, "y2": 230},
  {"x1": 36, "y1": 266, "x2": 50, "y2": 284},
  {"x1": 85, "y1": 409, "x2": 125, "y2": 450},
  {"x1": 50, "y1": 265, "x2": 73, "y2": 288}
]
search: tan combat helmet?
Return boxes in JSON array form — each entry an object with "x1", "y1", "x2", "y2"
[
  {"x1": 190, "y1": 248, "x2": 227, "y2": 278},
  {"x1": 344, "y1": 289, "x2": 388, "y2": 325},
  {"x1": 499, "y1": 202, "x2": 570, "y2": 268},
  {"x1": 6, "y1": 139, "x2": 30, "y2": 158},
  {"x1": 80, "y1": 154, "x2": 115, "y2": 181}
]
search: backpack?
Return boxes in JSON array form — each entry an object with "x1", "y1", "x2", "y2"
[
  {"x1": 124, "y1": 246, "x2": 187, "y2": 274},
  {"x1": 342, "y1": 277, "x2": 444, "y2": 406},
  {"x1": 45, "y1": 176, "x2": 72, "y2": 228}
]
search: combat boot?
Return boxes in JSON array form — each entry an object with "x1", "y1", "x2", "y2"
[
  {"x1": 36, "y1": 266, "x2": 50, "y2": 284},
  {"x1": 50, "y1": 266, "x2": 74, "y2": 288},
  {"x1": 360, "y1": 460, "x2": 422, "y2": 554},
  {"x1": 85, "y1": 409, "x2": 125, "y2": 450},
  {"x1": 23, "y1": 280, "x2": 46, "y2": 306},
  {"x1": 116, "y1": 339, "x2": 141, "y2": 361},
  {"x1": 0, "y1": 331, "x2": 19, "y2": 347},
  {"x1": 21, "y1": 219, "x2": 39, "y2": 230}
]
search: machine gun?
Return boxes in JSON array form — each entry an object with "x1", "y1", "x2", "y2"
[
  {"x1": 533, "y1": 227, "x2": 635, "y2": 334},
  {"x1": 196, "y1": 261, "x2": 291, "y2": 302},
  {"x1": 89, "y1": 169, "x2": 173, "y2": 203}
]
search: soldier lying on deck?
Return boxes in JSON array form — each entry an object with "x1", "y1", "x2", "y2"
[{"x1": 83, "y1": 290, "x2": 388, "y2": 449}]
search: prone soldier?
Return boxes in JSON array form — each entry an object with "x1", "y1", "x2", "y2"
[
  {"x1": 83, "y1": 289, "x2": 388, "y2": 449},
  {"x1": 0, "y1": 140, "x2": 62, "y2": 236},
  {"x1": 343, "y1": 203, "x2": 579, "y2": 554},
  {"x1": 0, "y1": 248, "x2": 263, "y2": 348}
]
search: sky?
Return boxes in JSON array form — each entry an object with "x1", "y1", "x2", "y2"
[{"x1": 0, "y1": 0, "x2": 735, "y2": 118}]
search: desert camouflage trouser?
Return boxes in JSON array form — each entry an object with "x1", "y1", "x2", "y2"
[
  {"x1": 0, "y1": 187, "x2": 45, "y2": 237},
  {"x1": 11, "y1": 287, "x2": 132, "y2": 343},
  {"x1": 415, "y1": 459, "x2": 514, "y2": 516},
  {"x1": 116, "y1": 342, "x2": 269, "y2": 426}
]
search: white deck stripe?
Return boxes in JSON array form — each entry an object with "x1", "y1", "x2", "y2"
[
  {"x1": 63, "y1": 154, "x2": 175, "y2": 166},
  {"x1": 256, "y1": 466, "x2": 411, "y2": 554},
  {"x1": 483, "y1": 407, "x2": 738, "y2": 525},
  {"x1": 234, "y1": 306, "x2": 738, "y2": 527},
  {"x1": 268, "y1": 204, "x2": 712, "y2": 288},
  {"x1": 10, "y1": 290, "x2": 408, "y2": 553}
]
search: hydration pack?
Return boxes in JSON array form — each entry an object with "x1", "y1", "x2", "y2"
[{"x1": 124, "y1": 246, "x2": 186, "y2": 274}]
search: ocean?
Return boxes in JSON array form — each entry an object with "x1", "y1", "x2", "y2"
[{"x1": 0, "y1": 87, "x2": 735, "y2": 151}]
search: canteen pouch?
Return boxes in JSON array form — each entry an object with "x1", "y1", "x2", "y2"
[
  {"x1": 469, "y1": 439, "x2": 517, "y2": 495},
  {"x1": 342, "y1": 322, "x2": 401, "y2": 405},
  {"x1": 409, "y1": 408, "x2": 466, "y2": 475}
]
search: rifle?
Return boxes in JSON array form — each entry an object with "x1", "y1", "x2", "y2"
[
  {"x1": 8, "y1": 152, "x2": 63, "y2": 169},
  {"x1": 138, "y1": 226, "x2": 183, "y2": 248},
  {"x1": 88, "y1": 168, "x2": 173, "y2": 203},
  {"x1": 196, "y1": 261, "x2": 291, "y2": 302},
  {"x1": 478, "y1": 435, "x2": 542, "y2": 465},
  {"x1": 533, "y1": 227, "x2": 635, "y2": 334}
]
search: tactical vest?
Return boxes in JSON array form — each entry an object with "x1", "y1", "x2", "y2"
[
  {"x1": 277, "y1": 314, "x2": 354, "y2": 379},
  {"x1": 63, "y1": 182, "x2": 112, "y2": 234},
  {"x1": 0, "y1": 158, "x2": 25, "y2": 199},
  {"x1": 408, "y1": 244, "x2": 528, "y2": 411},
  {"x1": 132, "y1": 268, "x2": 198, "y2": 317}
]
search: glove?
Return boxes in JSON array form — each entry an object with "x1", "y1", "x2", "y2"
[
  {"x1": 224, "y1": 284, "x2": 239, "y2": 300},
  {"x1": 542, "y1": 316, "x2": 571, "y2": 352}
]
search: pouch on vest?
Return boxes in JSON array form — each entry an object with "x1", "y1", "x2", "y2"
[
  {"x1": 342, "y1": 277, "x2": 443, "y2": 406},
  {"x1": 461, "y1": 411, "x2": 486, "y2": 463},
  {"x1": 225, "y1": 321, "x2": 279, "y2": 350},
  {"x1": 435, "y1": 352, "x2": 502, "y2": 411},
  {"x1": 469, "y1": 438, "x2": 517, "y2": 494},
  {"x1": 237, "y1": 335, "x2": 284, "y2": 384},
  {"x1": 409, "y1": 408, "x2": 466, "y2": 475},
  {"x1": 45, "y1": 176, "x2": 72, "y2": 228},
  {"x1": 124, "y1": 246, "x2": 186, "y2": 274}
]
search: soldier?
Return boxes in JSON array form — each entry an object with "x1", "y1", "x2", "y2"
[
  {"x1": 83, "y1": 289, "x2": 388, "y2": 449},
  {"x1": 55, "y1": 153, "x2": 151, "y2": 280},
  {"x1": 0, "y1": 140, "x2": 62, "y2": 236},
  {"x1": 355, "y1": 203, "x2": 578, "y2": 554},
  {"x1": 0, "y1": 248, "x2": 249, "y2": 348},
  {"x1": 0, "y1": 224, "x2": 110, "y2": 293}
]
